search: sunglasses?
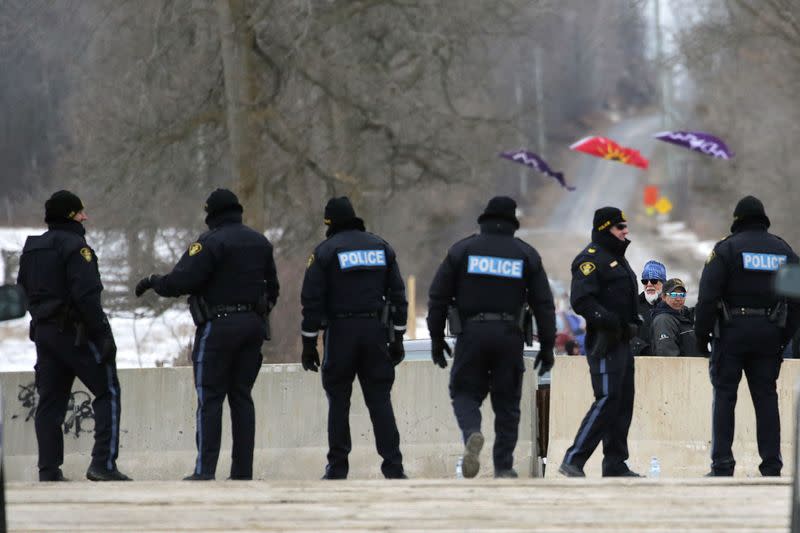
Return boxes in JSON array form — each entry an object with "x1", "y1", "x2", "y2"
[
  {"x1": 641, "y1": 279, "x2": 662, "y2": 286},
  {"x1": 666, "y1": 291, "x2": 686, "y2": 298},
  {"x1": 614, "y1": 223, "x2": 628, "y2": 230}
]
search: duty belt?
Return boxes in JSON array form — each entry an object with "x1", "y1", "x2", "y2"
[
  {"x1": 466, "y1": 312, "x2": 517, "y2": 322},
  {"x1": 210, "y1": 303, "x2": 255, "y2": 316},
  {"x1": 729, "y1": 306, "x2": 769, "y2": 317},
  {"x1": 332, "y1": 311, "x2": 380, "y2": 319}
]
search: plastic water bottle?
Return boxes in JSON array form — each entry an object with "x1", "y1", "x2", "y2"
[
  {"x1": 455, "y1": 457, "x2": 464, "y2": 479},
  {"x1": 649, "y1": 456, "x2": 661, "y2": 479}
]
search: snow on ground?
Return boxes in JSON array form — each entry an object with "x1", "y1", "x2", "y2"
[{"x1": 0, "y1": 308, "x2": 196, "y2": 372}]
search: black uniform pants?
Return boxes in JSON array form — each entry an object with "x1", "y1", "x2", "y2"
[
  {"x1": 563, "y1": 340, "x2": 635, "y2": 475},
  {"x1": 33, "y1": 323, "x2": 121, "y2": 480},
  {"x1": 191, "y1": 313, "x2": 264, "y2": 479},
  {"x1": 449, "y1": 322, "x2": 525, "y2": 472},
  {"x1": 321, "y1": 318, "x2": 403, "y2": 479},
  {"x1": 710, "y1": 319, "x2": 783, "y2": 476}
]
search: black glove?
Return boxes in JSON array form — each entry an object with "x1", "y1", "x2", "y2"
[
  {"x1": 431, "y1": 337, "x2": 452, "y2": 368},
  {"x1": 93, "y1": 334, "x2": 117, "y2": 364},
  {"x1": 534, "y1": 346, "x2": 554, "y2": 377},
  {"x1": 695, "y1": 330, "x2": 711, "y2": 356},
  {"x1": 389, "y1": 334, "x2": 405, "y2": 366},
  {"x1": 301, "y1": 336, "x2": 320, "y2": 372},
  {"x1": 134, "y1": 275, "x2": 158, "y2": 297}
]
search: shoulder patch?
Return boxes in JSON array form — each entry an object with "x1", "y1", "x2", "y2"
[
  {"x1": 587, "y1": 247, "x2": 596, "y2": 254},
  {"x1": 188, "y1": 242, "x2": 203, "y2": 256},
  {"x1": 79, "y1": 247, "x2": 93, "y2": 263},
  {"x1": 307, "y1": 253, "x2": 315, "y2": 269},
  {"x1": 705, "y1": 250, "x2": 716, "y2": 265},
  {"x1": 579, "y1": 262, "x2": 596, "y2": 276},
  {"x1": 610, "y1": 260, "x2": 618, "y2": 268}
]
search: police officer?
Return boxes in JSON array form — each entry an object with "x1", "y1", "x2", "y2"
[
  {"x1": 300, "y1": 197, "x2": 408, "y2": 480},
  {"x1": 695, "y1": 196, "x2": 799, "y2": 477},
  {"x1": 427, "y1": 196, "x2": 556, "y2": 479},
  {"x1": 559, "y1": 207, "x2": 642, "y2": 478},
  {"x1": 135, "y1": 188, "x2": 279, "y2": 481},
  {"x1": 17, "y1": 190, "x2": 130, "y2": 482}
]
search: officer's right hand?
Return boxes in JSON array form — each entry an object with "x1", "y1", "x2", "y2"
[
  {"x1": 431, "y1": 337, "x2": 452, "y2": 368},
  {"x1": 696, "y1": 335, "x2": 711, "y2": 356},
  {"x1": 134, "y1": 275, "x2": 156, "y2": 297},
  {"x1": 534, "y1": 346, "x2": 554, "y2": 377},
  {"x1": 301, "y1": 336, "x2": 321, "y2": 372}
]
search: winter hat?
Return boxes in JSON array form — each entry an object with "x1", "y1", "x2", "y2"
[
  {"x1": 477, "y1": 196, "x2": 519, "y2": 229},
  {"x1": 641, "y1": 260, "x2": 667, "y2": 282},
  {"x1": 204, "y1": 188, "x2": 243, "y2": 221},
  {"x1": 45, "y1": 190, "x2": 84, "y2": 223},
  {"x1": 593, "y1": 206, "x2": 626, "y2": 232},
  {"x1": 731, "y1": 195, "x2": 770, "y2": 232},
  {"x1": 324, "y1": 197, "x2": 360, "y2": 226}
]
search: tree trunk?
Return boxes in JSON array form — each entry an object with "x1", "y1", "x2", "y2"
[{"x1": 216, "y1": 0, "x2": 264, "y2": 231}]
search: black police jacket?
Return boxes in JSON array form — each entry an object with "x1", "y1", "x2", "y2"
[
  {"x1": 17, "y1": 220, "x2": 110, "y2": 337},
  {"x1": 300, "y1": 227, "x2": 407, "y2": 335},
  {"x1": 427, "y1": 221, "x2": 556, "y2": 352},
  {"x1": 696, "y1": 222, "x2": 799, "y2": 345},
  {"x1": 152, "y1": 212, "x2": 279, "y2": 308},
  {"x1": 570, "y1": 231, "x2": 640, "y2": 335}
]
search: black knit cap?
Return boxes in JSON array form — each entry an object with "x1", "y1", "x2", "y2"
[
  {"x1": 45, "y1": 190, "x2": 84, "y2": 223},
  {"x1": 731, "y1": 195, "x2": 770, "y2": 232},
  {"x1": 477, "y1": 196, "x2": 519, "y2": 229},
  {"x1": 324, "y1": 196, "x2": 359, "y2": 226},
  {"x1": 204, "y1": 188, "x2": 243, "y2": 220},
  {"x1": 593, "y1": 206, "x2": 626, "y2": 232}
]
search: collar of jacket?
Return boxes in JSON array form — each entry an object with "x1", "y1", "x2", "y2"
[
  {"x1": 326, "y1": 217, "x2": 365, "y2": 238},
  {"x1": 730, "y1": 219, "x2": 769, "y2": 234},
  {"x1": 206, "y1": 211, "x2": 242, "y2": 229},
  {"x1": 652, "y1": 300, "x2": 691, "y2": 320},
  {"x1": 479, "y1": 220, "x2": 516, "y2": 235},
  {"x1": 47, "y1": 220, "x2": 86, "y2": 236},
  {"x1": 591, "y1": 229, "x2": 630, "y2": 257}
]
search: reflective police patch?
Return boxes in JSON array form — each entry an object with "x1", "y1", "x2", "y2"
[
  {"x1": 307, "y1": 253, "x2": 315, "y2": 269},
  {"x1": 189, "y1": 242, "x2": 203, "y2": 256},
  {"x1": 706, "y1": 250, "x2": 716, "y2": 265},
  {"x1": 742, "y1": 252, "x2": 786, "y2": 271},
  {"x1": 338, "y1": 249, "x2": 386, "y2": 269},
  {"x1": 80, "y1": 247, "x2": 92, "y2": 263},
  {"x1": 467, "y1": 255, "x2": 523, "y2": 279},
  {"x1": 579, "y1": 262, "x2": 596, "y2": 276}
]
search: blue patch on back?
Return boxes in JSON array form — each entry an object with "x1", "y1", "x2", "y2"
[
  {"x1": 467, "y1": 255, "x2": 523, "y2": 279},
  {"x1": 338, "y1": 249, "x2": 386, "y2": 269},
  {"x1": 742, "y1": 252, "x2": 786, "y2": 272}
]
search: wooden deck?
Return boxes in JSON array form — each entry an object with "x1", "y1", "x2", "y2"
[{"x1": 6, "y1": 478, "x2": 791, "y2": 532}]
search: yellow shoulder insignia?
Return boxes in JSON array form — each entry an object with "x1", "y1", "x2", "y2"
[
  {"x1": 579, "y1": 262, "x2": 596, "y2": 276},
  {"x1": 587, "y1": 247, "x2": 596, "y2": 254},
  {"x1": 706, "y1": 250, "x2": 716, "y2": 265},
  {"x1": 307, "y1": 253, "x2": 315, "y2": 269},
  {"x1": 188, "y1": 242, "x2": 203, "y2": 256},
  {"x1": 610, "y1": 260, "x2": 618, "y2": 268},
  {"x1": 79, "y1": 247, "x2": 93, "y2": 263}
]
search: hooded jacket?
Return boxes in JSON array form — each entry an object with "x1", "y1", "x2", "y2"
[{"x1": 650, "y1": 301, "x2": 701, "y2": 356}]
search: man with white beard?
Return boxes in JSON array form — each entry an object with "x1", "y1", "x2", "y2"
[{"x1": 630, "y1": 261, "x2": 666, "y2": 357}]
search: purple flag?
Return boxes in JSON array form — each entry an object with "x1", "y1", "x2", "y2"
[
  {"x1": 499, "y1": 150, "x2": 575, "y2": 191},
  {"x1": 653, "y1": 131, "x2": 734, "y2": 159}
]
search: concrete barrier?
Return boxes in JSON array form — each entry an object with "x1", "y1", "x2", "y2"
[
  {"x1": 548, "y1": 355, "x2": 800, "y2": 477},
  {"x1": 1, "y1": 360, "x2": 538, "y2": 481}
]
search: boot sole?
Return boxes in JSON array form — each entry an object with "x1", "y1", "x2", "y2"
[{"x1": 462, "y1": 432, "x2": 484, "y2": 479}]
